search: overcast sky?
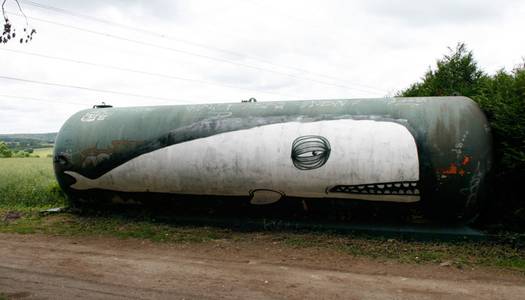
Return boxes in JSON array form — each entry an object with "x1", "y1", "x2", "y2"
[{"x1": 1, "y1": 0, "x2": 524, "y2": 133}]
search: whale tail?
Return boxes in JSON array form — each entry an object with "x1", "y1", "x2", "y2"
[{"x1": 64, "y1": 171, "x2": 97, "y2": 190}]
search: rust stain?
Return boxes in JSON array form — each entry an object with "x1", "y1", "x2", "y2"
[
  {"x1": 442, "y1": 163, "x2": 459, "y2": 175},
  {"x1": 440, "y1": 156, "x2": 471, "y2": 176},
  {"x1": 80, "y1": 140, "x2": 143, "y2": 158}
]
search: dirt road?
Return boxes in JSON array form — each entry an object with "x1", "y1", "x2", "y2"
[{"x1": 0, "y1": 233, "x2": 524, "y2": 299}]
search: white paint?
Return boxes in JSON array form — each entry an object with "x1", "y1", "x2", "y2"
[
  {"x1": 65, "y1": 120, "x2": 420, "y2": 202},
  {"x1": 80, "y1": 110, "x2": 111, "y2": 122}
]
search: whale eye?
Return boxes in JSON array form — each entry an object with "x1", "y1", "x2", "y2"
[
  {"x1": 297, "y1": 149, "x2": 324, "y2": 158},
  {"x1": 291, "y1": 135, "x2": 331, "y2": 170}
]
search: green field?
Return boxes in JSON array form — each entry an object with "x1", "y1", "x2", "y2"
[
  {"x1": 0, "y1": 150, "x2": 65, "y2": 209},
  {"x1": 32, "y1": 147, "x2": 54, "y2": 158}
]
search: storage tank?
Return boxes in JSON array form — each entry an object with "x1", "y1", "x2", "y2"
[{"x1": 53, "y1": 97, "x2": 492, "y2": 221}]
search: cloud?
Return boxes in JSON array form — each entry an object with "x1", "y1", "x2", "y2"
[
  {"x1": 1, "y1": 0, "x2": 525, "y2": 133},
  {"x1": 33, "y1": 0, "x2": 183, "y2": 20},
  {"x1": 362, "y1": 0, "x2": 518, "y2": 26}
]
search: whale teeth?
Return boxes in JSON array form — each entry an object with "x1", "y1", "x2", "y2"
[{"x1": 329, "y1": 182, "x2": 422, "y2": 196}]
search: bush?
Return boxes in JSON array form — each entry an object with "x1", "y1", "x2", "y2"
[
  {"x1": 0, "y1": 141, "x2": 12, "y2": 158},
  {"x1": 12, "y1": 151, "x2": 31, "y2": 158},
  {"x1": 399, "y1": 43, "x2": 525, "y2": 230},
  {"x1": 477, "y1": 66, "x2": 525, "y2": 173}
]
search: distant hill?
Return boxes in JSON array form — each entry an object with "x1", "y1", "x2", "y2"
[
  {"x1": 0, "y1": 132, "x2": 57, "y2": 143},
  {"x1": 0, "y1": 133, "x2": 57, "y2": 150}
]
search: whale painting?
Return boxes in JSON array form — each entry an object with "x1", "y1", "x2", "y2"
[
  {"x1": 54, "y1": 98, "x2": 493, "y2": 221},
  {"x1": 64, "y1": 119, "x2": 420, "y2": 204}
]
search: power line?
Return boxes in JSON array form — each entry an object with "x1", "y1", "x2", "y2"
[
  {"x1": 22, "y1": 1, "x2": 247, "y2": 59},
  {"x1": 6, "y1": 11, "x2": 381, "y2": 96},
  {"x1": 0, "y1": 48, "x2": 296, "y2": 98},
  {"x1": 0, "y1": 75, "x2": 190, "y2": 103},
  {"x1": 21, "y1": 0, "x2": 387, "y2": 94}
]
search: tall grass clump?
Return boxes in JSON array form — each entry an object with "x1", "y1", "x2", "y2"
[{"x1": 0, "y1": 155, "x2": 65, "y2": 209}]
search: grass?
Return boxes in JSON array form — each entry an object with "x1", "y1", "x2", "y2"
[
  {"x1": 0, "y1": 210, "x2": 226, "y2": 243},
  {"x1": 281, "y1": 233, "x2": 525, "y2": 271},
  {"x1": 0, "y1": 152, "x2": 524, "y2": 274},
  {"x1": 0, "y1": 153, "x2": 65, "y2": 209},
  {"x1": 32, "y1": 147, "x2": 53, "y2": 158}
]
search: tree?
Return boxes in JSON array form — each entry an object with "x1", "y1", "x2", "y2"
[
  {"x1": 0, "y1": 141, "x2": 12, "y2": 157},
  {"x1": 476, "y1": 63, "x2": 525, "y2": 175},
  {"x1": 399, "y1": 43, "x2": 524, "y2": 177},
  {"x1": 1, "y1": 0, "x2": 36, "y2": 44},
  {"x1": 399, "y1": 43, "x2": 525, "y2": 229},
  {"x1": 399, "y1": 43, "x2": 487, "y2": 97}
]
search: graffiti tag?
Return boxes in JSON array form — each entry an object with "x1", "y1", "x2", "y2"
[{"x1": 81, "y1": 110, "x2": 110, "y2": 122}]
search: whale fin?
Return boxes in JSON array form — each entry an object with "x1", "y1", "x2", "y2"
[
  {"x1": 250, "y1": 189, "x2": 284, "y2": 205},
  {"x1": 64, "y1": 171, "x2": 97, "y2": 190}
]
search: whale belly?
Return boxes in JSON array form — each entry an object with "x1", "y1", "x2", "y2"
[{"x1": 68, "y1": 119, "x2": 420, "y2": 202}]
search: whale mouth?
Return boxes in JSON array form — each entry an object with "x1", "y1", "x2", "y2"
[{"x1": 328, "y1": 181, "x2": 420, "y2": 196}]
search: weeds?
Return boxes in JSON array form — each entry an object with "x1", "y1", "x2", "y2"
[{"x1": 0, "y1": 153, "x2": 65, "y2": 209}]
